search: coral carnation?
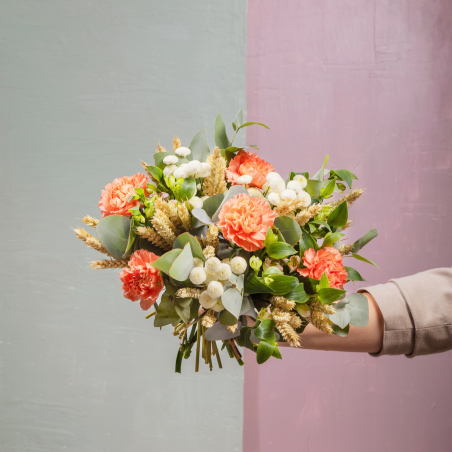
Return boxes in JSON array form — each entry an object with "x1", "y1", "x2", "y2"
[
  {"x1": 99, "y1": 173, "x2": 148, "y2": 218},
  {"x1": 119, "y1": 250, "x2": 164, "y2": 310},
  {"x1": 217, "y1": 193, "x2": 277, "y2": 252},
  {"x1": 226, "y1": 150, "x2": 274, "y2": 189},
  {"x1": 298, "y1": 247, "x2": 348, "y2": 289}
]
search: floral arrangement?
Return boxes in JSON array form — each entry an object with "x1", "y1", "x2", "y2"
[{"x1": 74, "y1": 111, "x2": 378, "y2": 372}]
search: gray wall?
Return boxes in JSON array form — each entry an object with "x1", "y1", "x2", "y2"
[{"x1": 0, "y1": 1, "x2": 246, "y2": 451}]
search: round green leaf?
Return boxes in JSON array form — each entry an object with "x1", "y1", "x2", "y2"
[
  {"x1": 96, "y1": 215, "x2": 131, "y2": 260},
  {"x1": 274, "y1": 216, "x2": 302, "y2": 245},
  {"x1": 266, "y1": 242, "x2": 297, "y2": 259}
]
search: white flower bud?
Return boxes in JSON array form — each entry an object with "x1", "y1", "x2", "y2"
[
  {"x1": 237, "y1": 175, "x2": 253, "y2": 185},
  {"x1": 199, "y1": 291, "x2": 218, "y2": 309},
  {"x1": 189, "y1": 267, "x2": 207, "y2": 285},
  {"x1": 163, "y1": 155, "x2": 179, "y2": 165},
  {"x1": 293, "y1": 174, "x2": 308, "y2": 188},
  {"x1": 297, "y1": 190, "x2": 312, "y2": 207},
  {"x1": 267, "y1": 192, "x2": 281, "y2": 206},
  {"x1": 207, "y1": 281, "x2": 224, "y2": 298},
  {"x1": 287, "y1": 180, "x2": 304, "y2": 193},
  {"x1": 201, "y1": 195, "x2": 209, "y2": 201},
  {"x1": 189, "y1": 196, "x2": 203, "y2": 209},
  {"x1": 200, "y1": 162, "x2": 212, "y2": 178},
  {"x1": 247, "y1": 187, "x2": 265, "y2": 199},
  {"x1": 175, "y1": 147, "x2": 191, "y2": 157},
  {"x1": 204, "y1": 272, "x2": 219, "y2": 285},
  {"x1": 193, "y1": 257, "x2": 204, "y2": 267},
  {"x1": 230, "y1": 256, "x2": 247, "y2": 275},
  {"x1": 173, "y1": 166, "x2": 186, "y2": 179},
  {"x1": 268, "y1": 177, "x2": 285, "y2": 193},
  {"x1": 205, "y1": 257, "x2": 221, "y2": 274},
  {"x1": 216, "y1": 263, "x2": 232, "y2": 281},
  {"x1": 186, "y1": 160, "x2": 202, "y2": 177},
  {"x1": 266, "y1": 172, "x2": 281, "y2": 182},
  {"x1": 163, "y1": 164, "x2": 177, "y2": 177},
  {"x1": 280, "y1": 189, "x2": 297, "y2": 200},
  {"x1": 262, "y1": 182, "x2": 269, "y2": 192},
  {"x1": 212, "y1": 299, "x2": 224, "y2": 312}
]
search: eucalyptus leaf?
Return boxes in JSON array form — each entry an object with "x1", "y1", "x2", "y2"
[
  {"x1": 214, "y1": 113, "x2": 230, "y2": 149},
  {"x1": 240, "y1": 295, "x2": 251, "y2": 316},
  {"x1": 174, "y1": 298, "x2": 192, "y2": 324},
  {"x1": 153, "y1": 152, "x2": 167, "y2": 170},
  {"x1": 124, "y1": 218, "x2": 137, "y2": 257},
  {"x1": 154, "y1": 292, "x2": 179, "y2": 327},
  {"x1": 152, "y1": 249, "x2": 183, "y2": 275},
  {"x1": 266, "y1": 242, "x2": 297, "y2": 259},
  {"x1": 353, "y1": 228, "x2": 378, "y2": 254},
  {"x1": 274, "y1": 216, "x2": 302, "y2": 245},
  {"x1": 237, "y1": 121, "x2": 270, "y2": 132},
  {"x1": 205, "y1": 321, "x2": 242, "y2": 340},
  {"x1": 173, "y1": 232, "x2": 205, "y2": 262},
  {"x1": 96, "y1": 215, "x2": 131, "y2": 261},
  {"x1": 202, "y1": 192, "x2": 225, "y2": 217},
  {"x1": 222, "y1": 287, "x2": 243, "y2": 319},
  {"x1": 326, "y1": 302, "x2": 351, "y2": 329},
  {"x1": 305, "y1": 179, "x2": 323, "y2": 198},
  {"x1": 188, "y1": 128, "x2": 210, "y2": 162},
  {"x1": 331, "y1": 323, "x2": 350, "y2": 337},
  {"x1": 191, "y1": 208, "x2": 216, "y2": 226},
  {"x1": 169, "y1": 243, "x2": 195, "y2": 281},
  {"x1": 345, "y1": 293, "x2": 369, "y2": 327},
  {"x1": 219, "y1": 309, "x2": 238, "y2": 326},
  {"x1": 232, "y1": 110, "x2": 244, "y2": 131}
]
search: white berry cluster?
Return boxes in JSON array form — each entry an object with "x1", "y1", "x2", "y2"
[
  {"x1": 263, "y1": 172, "x2": 311, "y2": 207},
  {"x1": 162, "y1": 147, "x2": 212, "y2": 181},
  {"x1": 188, "y1": 256, "x2": 248, "y2": 312}
]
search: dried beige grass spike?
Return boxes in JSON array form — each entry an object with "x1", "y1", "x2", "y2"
[
  {"x1": 276, "y1": 322, "x2": 300, "y2": 348},
  {"x1": 177, "y1": 202, "x2": 192, "y2": 231},
  {"x1": 274, "y1": 199, "x2": 304, "y2": 217},
  {"x1": 338, "y1": 244, "x2": 353, "y2": 256},
  {"x1": 271, "y1": 307, "x2": 292, "y2": 323},
  {"x1": 203, "y1": 147, "x2": 227, "y2": 196},
  {"x1": 173, "y1": 136, "x2": 181, "y2": 151},
  {"x1": 176, "y1": 288, "x2": 202, "y2": 299},
  {"x1": 288, "y1": 312, "x2": 302, "y2": 329},
  {"x1": 81, "y1": 215, "x2": 99, "y2": 228},
  {"x1": 135, "y1": 226, "x2": 171, "y2": 250},
  {"x1": 270, "y1": 295, "x2": 296, "y2": 312},
  {"x1": 227, "y1": 323, "x2": 238, "y2": 333},
  {"x1": 73, "y1": 227, "x2": 110, "y2": 255},
  {"x1": 342, "y1": 219, "x2": 354, "y2": 231},
  {"x1": 203, "y1": 245, "x2": 215, "y2": 260},
  {"x1": 202, "y1": 309, "x2": 217, "y2": 329},
  {"x1": 309, "y1": 300, "x2": 336, "y2": 315},
  {"x1": 327, "y1": 188, "x2": 364, "y2": 210},
  {"x1": 151, "y1": 210, "x2": 177, "y2": 246},
  {"x1": 206, "y1": 225, "x2": 219, "y2": 252},
  {"x1": 310, "y1": 311, "x2": 334, "y2": 335},
  {"x1": 156, "y1": 143, "x2": 167, "y2": 153},
  {"x1": 155, "y1": 198, "x2": 179, "y2": 233},
  {"x1": 90, "y1": 259, "x2": 129, "y2": 269},
  {"x1": 295, "y1": 204, "x2": 322, "y2": 227}
]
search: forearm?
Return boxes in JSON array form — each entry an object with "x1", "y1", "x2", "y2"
[{"x1": 280, "y1": 292, "x2": 384, "y2": 353}]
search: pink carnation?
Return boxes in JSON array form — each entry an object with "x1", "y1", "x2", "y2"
[
  {"x1": 226, "y1": 150, "x2": 274, "y2": 189},
  {"x1": 297, "y1": 247, "x2": 348, "y2": 289},
  {"x1": 99, "y1": 173, "x2": 148, "y2": 218},
  {"x1": 217, "y1": 193, "x2": 277, "y2": 252},
  {"x1": 119, "y1": 250, "x2": 164, "y2": 310}
]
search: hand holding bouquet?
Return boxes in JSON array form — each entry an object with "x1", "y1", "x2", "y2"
[{"x1": 74, "y1": 111, "x2": 378, "y2": 372}]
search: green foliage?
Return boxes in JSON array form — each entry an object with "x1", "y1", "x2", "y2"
[
  {"x1": 254, "y1": 319, "x2": 277, "y2": 342},
  {"x1": 174, "y1": 297, "x2": 192, "y2": 324},
  {"x1": 173, "y1": 232, "x2": 205, "y2": 262},
  {"x1": 190, "y1": 208, "x2": 216, "y2": 226},
  {"x1": 351, "y1": 253, "x2": 379, "y2": 268},
  {"x1": 222, "y1": 275, "x2": 244, "y2": 319},
  {"x1": 214, "y1": 113, "x2": 230, "y2": 149},
  {"x1": 345, "y1": 266, "x2": 365, "y2": 282},
  {"x1": 327, "y1": 201, "x2": 348, "y2": 228},
  {"x1": 304, "y1": 179, "x2": 323, "y2": 198},
  {"x1": 202, "y1": 192, "x2": 225, "y2": 217},
  {"x1": 330, "y1": 169, "x2": 357, "y2": 189},
  {"x1": 311, "y1": 155, "x2": 330, "y2": 181},
  {"x1": 319, "y1": 273, "x2": 330, "y2": 289},
  {"x1": 169, "y1": 243, "x2": 195, "y2": 281},
  {"x1": 318, "y1": 287, "x2": 346, "y2": 304},
  {"x1": 322, "y1": 231, "x2": 345, "y2": 248},
  {"x1": 352, "y1": 228, "x2": 378, "y2": 254},
  {"x1": 232, "y1": 110, "x2": 244, "y2": 131},
  {"x1": 154, "y1": 292, "x2": 179, "y2": 327},
  {"x1": 188, "y1": 129, "x2": 210, "y2": 162},
  {"x1": 236, "y1": 121, "x2": 270, "y2": 132},
  {"x1": 266, "y1": 242, "x2": 297, "y2": 259},
  {"x1": 175, "y1": 177, "x2": 196, "y2": 202},
  {"x1": 264, "y1": 227, "x2": 278, "y2": 248},
  {"x1": 244, "y1": 272, "x2": 274, "y2": 295},
  {"x1": 146, "y1": 165, "x2": 163, "y2": 182},
  {"x1": 284, "y1": 284, "x2": 310, "y2": 303},
  {"x1": 331, "y1": 323, "x2": 350, "y2": 337},
  {"x1": 299, "y1": 229, "x2": 319, "y2": 254},
  {"x1": 153, "y1": 152, "x2": 167, "y2": 169},
  {"x1": 96, "y1": 215, "x2": 131, "y2": 260},
  {"x1": 321, "y1": 179, "x2": 336, "y2": 198},
  {"x1": 274, "y1": 216, "x2": 302, "y2": 245},
  {"x1": 264, "y1": 274, "x2": 299, "y2": 295},
  {"x1": 152, "y1": 249, "x2": 183, "y2": 275},
  {"x1": 219, "y1": 309, "x2": 238, "y2": 326}
]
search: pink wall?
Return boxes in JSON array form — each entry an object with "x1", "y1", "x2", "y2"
[{"x1": 244, "y1": 1, "x2": 452, "y2": 451}]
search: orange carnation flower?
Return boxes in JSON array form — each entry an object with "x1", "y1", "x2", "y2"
[
  {"x1": 99, "y1": 173, "x2": 148, "y2": 218},
  {"x1": 226, "y1": 150, "x2": 274, "y2": 189},
  {"x1": 119, "y1": 249, "x2": 164, "y2": 310},
  {"x1": 217, "y1": 193, "x2": 277, "y2": 252},
  {"x1": 298, "y1": 247, "x2": 348, "y2": 289}
]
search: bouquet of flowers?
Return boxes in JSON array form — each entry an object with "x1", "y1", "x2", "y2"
[{"x1": 74, "y1": 111, "x2": 378, "y2": 372}]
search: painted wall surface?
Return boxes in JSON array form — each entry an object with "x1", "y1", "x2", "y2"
[
  {"x1": 0, "y1": 1, "x2": 246, "y2": 451},
  {"x1": 245, "y1": 1, "x2": 452, "y2": 451}
]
